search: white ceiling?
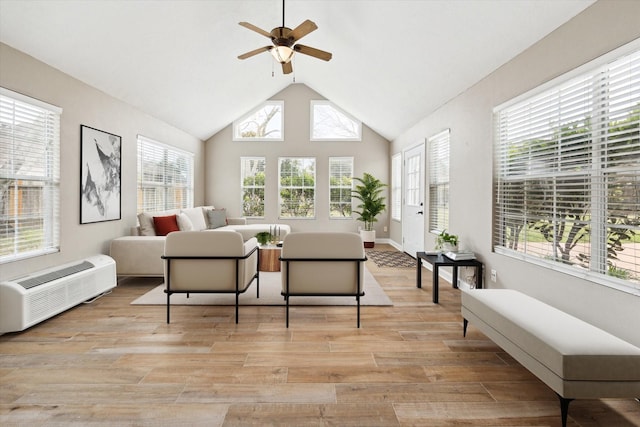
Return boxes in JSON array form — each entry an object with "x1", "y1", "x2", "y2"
[{"x1": 0, "y1": 0, "x2": 595, "y2": 141}]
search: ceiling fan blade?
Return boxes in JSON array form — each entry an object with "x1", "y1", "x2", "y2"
[
  {"x1": 282, "y1": 61, "x2": 293, "y2": 74},
  {"x1": 289, "y1": 19, "x2": 318, "y2": 42},
  {"x1": 239, "y1": 21, "x2": 272, "y2": 38},
  {"x1": 294, "y1": 44, "x2": 332, "y2": 61},
  {"x1": 238, "y1": 46, "x2": 271, "y2": 60}
]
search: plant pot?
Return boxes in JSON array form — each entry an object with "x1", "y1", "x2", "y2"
[
  {"x1": 360, "y1": 230, "x2": 375, "y2": 248},
  {"x1": 442, "y1": 242, "x2": 458, "y2": 252}
]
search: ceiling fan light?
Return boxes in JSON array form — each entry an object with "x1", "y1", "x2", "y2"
[{"x1": 270, "y1": 46, "x2": 294, "y2": 64}]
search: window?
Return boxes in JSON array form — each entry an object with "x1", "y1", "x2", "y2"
[
  {"x1": 494, "y1": 44, "x2": 640, "y2": 290},
  {"x1": 311, "y1": 100, "x2": 362, "y2": 141},
  {"x1": 137, "y1": 135, "x2": 194, "y2": 213},
  {"x1": 428, "y1": 129, "x2": 451, "y2": 233},
  {"x1": 329, "y1": 157, "x2": 353, "y2": 218},
  {"x1": 241, "y1": 157, "x2": 266, "y2": 217},
  {"x1": 391, "y1": 153, "x2": 402, "y2": 221},
  {"x1": 279, "y1": 157, "x2": 315, "y2": 218},
  {"x1": 233, "y1": 101, "x2": 283, "y2": 141},
  {"x1": 0, "y1": 88, "x2": 61, "y2": 263}
]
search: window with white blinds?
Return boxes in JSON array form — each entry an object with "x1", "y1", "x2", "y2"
[
  {"x1": 137, "y1": 135, "x2": 193, "y2": 213},
  {"x1": 391, "y1": 153, "x2": 401, "y2": 221},
  {"x1": 494, "y1": 43, "x2": 640, "y2": 290},
  {"x1": 329, "y1": 157, "x2": 353, "y2": 218},
  {"x1": 241, "y1": 157, "x2": 266, "y2": 217},
  {"x1": 0, "y1": 88, "x2": 61, "y2": 263},
  {"x1": 428, "y1": 129, "x2": 450, "y2": 234},
  {"x1": 279, "y1": 157, "x2": 315, "y2": 218}
]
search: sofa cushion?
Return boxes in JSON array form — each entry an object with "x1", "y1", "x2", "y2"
[
  {"x1": 153, "y1": 214, "x2": 180, "y2": 236},
  {"x1": 180, "y1": 207, "x2": 206, "y2": 231},
  {"x1": 137, "y1": 212, "x2": 156, "y2": 236},
  {"x1": 206, "y1": 208, "x2": 228, "y2": 229},
  {"x1": 177, "y1": 212, "x2": 194, "y2": 231}
]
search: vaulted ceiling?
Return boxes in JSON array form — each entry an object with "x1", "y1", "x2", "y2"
[{"x1": 0, "y1": 0, "x2": 595, "y2": 141}]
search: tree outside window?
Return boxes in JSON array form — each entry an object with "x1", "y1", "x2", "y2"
[{"x1": 279, "y1": 157, "x2": 315, "y2": 218}]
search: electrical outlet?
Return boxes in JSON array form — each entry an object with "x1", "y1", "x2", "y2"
[
  {"x1": 383, "y1": 226, "x2": 388, "y2": 232},
  {"x1": 490, "y1": 269, "x2": 497, "y2": 282}
]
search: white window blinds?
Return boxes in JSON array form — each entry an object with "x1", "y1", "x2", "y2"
[
  {"x1": 494, "y1": 45, "x2": 640, "y2": 290},
  {"x1": 428, "y1": 129, "x2": 450, "y2": 234},
  {"x1": 137, "y1": 135, "x2": 194, "y2": 213},
  {"x1": 0, "y1": 88, "x2": 61, "y2": 263}
]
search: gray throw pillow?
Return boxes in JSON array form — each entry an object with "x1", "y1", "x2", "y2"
[{"x1": 206, "y1": 209, "x2": 227, "y2": 229}]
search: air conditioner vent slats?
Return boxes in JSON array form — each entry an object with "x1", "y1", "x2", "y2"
[{"x1": 17, "y1": 261, "x2": 95, "y2": 289}]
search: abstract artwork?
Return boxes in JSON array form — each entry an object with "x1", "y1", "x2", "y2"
[{"x1": 80, "y1": 125, "x2": 121, "y2": 224}]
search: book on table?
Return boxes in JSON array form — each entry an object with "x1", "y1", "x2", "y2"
[{"x1": 444, "y1": 251, "x2": 476, "y2": 260}]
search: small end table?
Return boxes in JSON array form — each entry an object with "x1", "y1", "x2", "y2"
[
  {"x1": 416, "y1": 252, "x2": 483, "y2": 304},
  {"x1": 258, "y1": 246, "x2": 281, "y2": 272}
]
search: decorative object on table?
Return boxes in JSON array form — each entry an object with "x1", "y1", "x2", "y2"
[
  {"x1": 444, "y1": 250, "x2": 476, "y2": 261},
  {"x1": 352, "y1": 172, "x2": 387, "y2": 248},
  {"x1": 255, "y1": 231, "x2": 272, "y2": 246},
  {"x1": 80, "y1": 125, "x2": 121, "y2": 224},
  {"x1": 436, "y1": 229, "x2": 458, "y2": 252},
  {"x1": 269, "y1": 225, "x2": 283, "y2": 244}
]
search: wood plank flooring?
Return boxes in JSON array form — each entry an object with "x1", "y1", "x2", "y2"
[{"x1": 1, "y1": 245, "x2": 638, "y2": 426}]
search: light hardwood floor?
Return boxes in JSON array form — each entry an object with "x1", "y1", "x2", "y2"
[{"x1": 1, "y1": 245, "x2": 638, "y2": 426}]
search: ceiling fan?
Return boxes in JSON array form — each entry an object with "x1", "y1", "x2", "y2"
[{"x1": 237, "y1": 0, "x2": 332, "y2": 74}]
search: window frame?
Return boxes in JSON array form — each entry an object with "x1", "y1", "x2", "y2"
[
  {"x1": 240, "y1": 156, "x2": 266, "y2": 218},
  {"x1": 328, "y1": 156, "x2": 354, "y2": 219},
  {"x1": 278, "y1": 157, "x2": 316, "y2": 219},
  {"x1": 233, "y1": 101, "x2": 284, "y2": 142},
  {"x1": 428, "y1": 129, "x2": 451, "y2": 234},
  {"x1": 136, "y1": 135, "x2": 194, "y2": 213},
  {"x1": 0, "y1": 88, "x2": 62, "y2": 264},
  {"x1": 493, "y1": 39, "x2": 640, "y2": 293},
  {"x1": 310, "y1": 100, "x2": 362, "y2": 141}
]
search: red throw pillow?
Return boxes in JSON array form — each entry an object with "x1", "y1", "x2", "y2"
[{"x1": 153, "y1": 214, "x2": 180, "y2": 236}]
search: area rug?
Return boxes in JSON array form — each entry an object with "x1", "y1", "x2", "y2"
[
  {"x1": 366, "y1": 250, "x2": 416, "y2": 268},
  {"x1": 130, "y1": 267, "x2": 392, "y2": 306}
]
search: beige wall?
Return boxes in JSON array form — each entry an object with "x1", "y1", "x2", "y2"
[
  {"x1": 390, "y1": 0, "x2": 640, "y2": 346},
  {"x1": 205, "y1": 83, "x2": 390, "y2": 235},
  {"x1": 0, "y1": 43, "x2": 205, "y2": 281}
]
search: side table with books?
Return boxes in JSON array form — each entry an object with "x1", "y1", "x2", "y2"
[{"x1": 416, "y1": 251, "x2": 483, "y2": 303}]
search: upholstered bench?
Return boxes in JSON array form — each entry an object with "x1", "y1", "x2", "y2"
[{"x1": 461, "y1": 289, "x2": 640, "y2": 427}]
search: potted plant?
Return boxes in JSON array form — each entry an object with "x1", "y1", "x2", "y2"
[
  {"x1": 351, "y1": 172, "x2": 387, "y2": 248},
  {"x1": 255, "y1": 231, "x2": 272, "y2": 246},
  {"x1": 436, "y1": 230, "x2": 458, "y2": 252}
]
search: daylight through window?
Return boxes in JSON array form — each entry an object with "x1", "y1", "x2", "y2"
[
  {"x1": 429, "y1": 129, "x2": 450, "y2": 233},
  {"x1": 311, "y1": 101, "x2": 361, "y2": 141},
  {"x1": 233, "y1": 101, "x2": 284, "y2": 141},
  {"x1": 0, "y1": 88, "x2": 61, "y2": 263},
  {"x1": 241, "y1": 157, "x2": 266, "y2": 217},
  {"x1": 137, "y1": 135, "x2": 194, "y2": 213},
  {"x1": 329, "y1": 157, "x2": 353, "y2": 218},
  {"x1": 494, "y1": 44, "x2": 640, "y2": 290},
  {"x1": 279, "y1": 157, "x2": 315, "y2": 218}
]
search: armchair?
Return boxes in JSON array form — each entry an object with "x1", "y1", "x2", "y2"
[
  {"x1": 280, "y1": 232, "x2": 367, "y2": 328},
  {"x1": 161, "y1": 230, "x2": 259, "y2": 323}
]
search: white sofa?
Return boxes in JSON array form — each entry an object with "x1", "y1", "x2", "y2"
[{"x1": 109, "y1": 206, "x2": 290, "y2": 277}]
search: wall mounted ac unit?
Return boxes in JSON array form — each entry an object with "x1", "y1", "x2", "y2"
[{"x1": 0, "y1": 254, "x2": 117, "y2": 333}]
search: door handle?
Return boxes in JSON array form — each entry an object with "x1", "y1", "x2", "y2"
[{"x1": 417, "y1": 211, "x2": 423, "y2": 215}]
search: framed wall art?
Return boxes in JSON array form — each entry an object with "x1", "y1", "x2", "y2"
[{"x1": 80, "y1": 125, "x2": 122, "y2": 224}]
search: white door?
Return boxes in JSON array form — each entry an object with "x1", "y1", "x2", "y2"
[{"x1": 402, "y1": 143, "x2": 425, "y2": 256}]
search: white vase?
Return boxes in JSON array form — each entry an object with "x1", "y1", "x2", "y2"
[
  {"x1": 442, "y1": 242, "x2": 458, "y2": 252},
  {"x1": 360, "y1": 230, "x2": 375, "y2": 248}
]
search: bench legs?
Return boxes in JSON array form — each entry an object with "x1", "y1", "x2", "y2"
[
  {"x1": 463, "y1": 318, "x2": 468, "y2": 337},
  {"x1": 557, "y1": 394, "x2": 574, "y2": 427}
]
